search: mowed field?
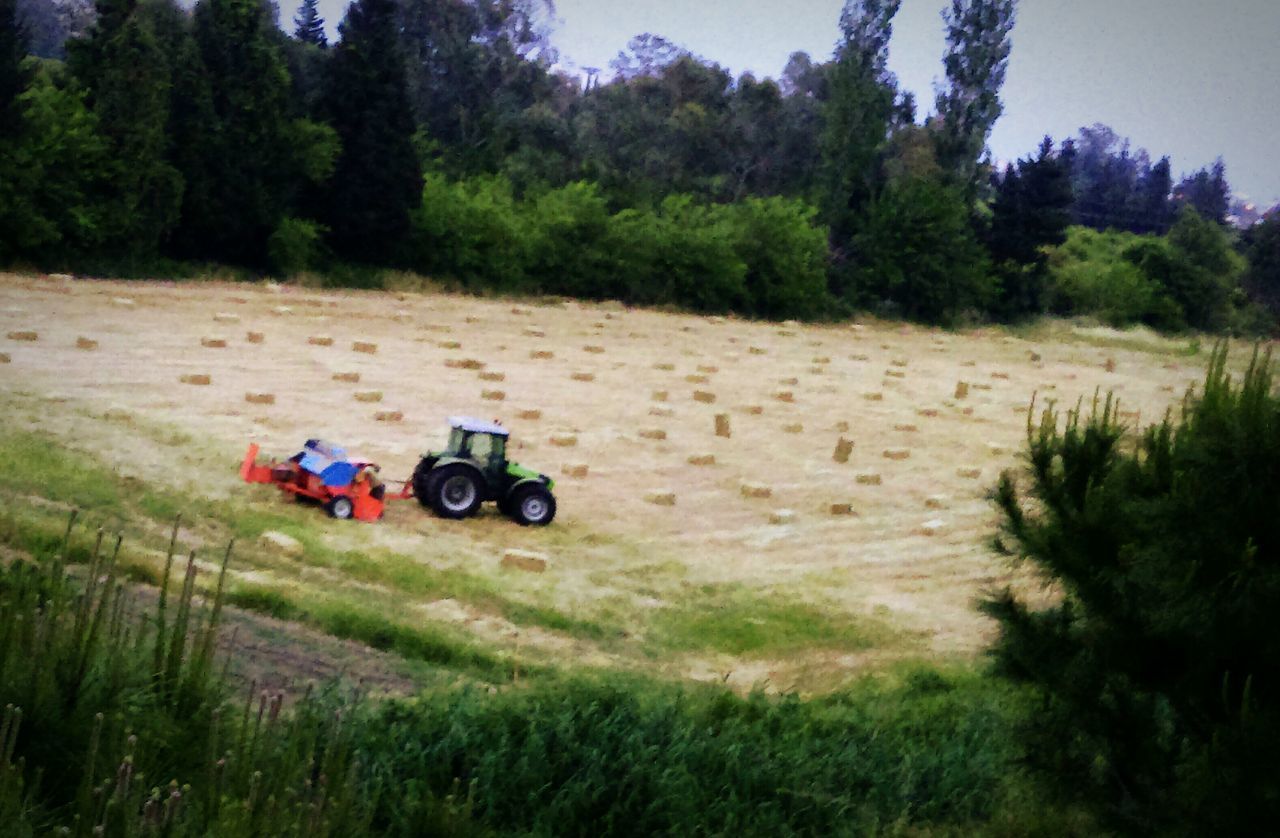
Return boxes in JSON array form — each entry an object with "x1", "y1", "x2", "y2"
[{"x1": 0, "y1": 272, "x2": 1221, "y2": 691}]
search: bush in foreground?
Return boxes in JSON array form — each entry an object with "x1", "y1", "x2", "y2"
[{"x1": 984, "y1": 345, "x2": 1280, "y2": 833}]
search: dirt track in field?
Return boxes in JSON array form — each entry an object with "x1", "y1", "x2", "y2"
[{"x1": 0, "y1": 272, "x2": 1218, "y2": 687}]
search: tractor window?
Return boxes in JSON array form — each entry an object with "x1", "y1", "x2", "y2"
[
  {"x1": 446, "y1": 427, "x2": 466, "y2": 454},
  {"x1": 468, "y1": 432, "x2": 493, "y2": 461}
]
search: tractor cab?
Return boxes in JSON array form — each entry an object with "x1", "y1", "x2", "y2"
[{"x1": 411, "y1": 416, "x2": 556, "y2": 525}]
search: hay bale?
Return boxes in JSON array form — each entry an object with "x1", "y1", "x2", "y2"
[
  {"x1": 571, "y1": 372, "x2": 595, "y2": 382},
  {"x1": 354, "y1": 391, "x2": 383, "y2": 403},
  {"x1": 179, "y1": 374, "x2": 211, "y2": 386},
  {"x1": 742, "y1": 405, "x2": 764, "y2": 415},
  {"x1": 829, "y1": 503, "x2": 856, "y2": 516},
  {"x1": 687, "y1": 454, "x2": 716, "y2": 466},
  {"x1": 773, "y1": 390, "x2": 794, "y2": 403},
  {"x1": 201, "y1": 337, "x2": 227, "y2": 349},
  {"x1": 439, "y1": 340, "x2": 462, "y2": 350},
  {"x1": 561, "y1": 463, "x2": 589, "y2": 478},
  {"x1": 850, "y1": 353, "x2": 870, "y2": 362},
  {"x1": 808, "y1": 366, "x2": 826, "y2": 375},
  {"x1": 740, "y1": 482, "x2": 772, "y2": 499},
  {"x1": 1104, "y1": 357, "x2": 1116, "y2": 373},
  {"x1": 309, "y1": 336, "x2": 334, "y2": 347},
  {"x1": 332, "y1": 372, "x2": 360, "y2": 383},
  {"x1": 884, "y1": 370, "x2": 905, "y2": 379},
  {"x1": 833, "y1": 437, "x2": 854, "y2": 463},
  {"x1": 478, "y1": 371, "x2": 505, "y2": 381},
  {"x1": 917, "y1": 519, "x2": 946, "y2": 537},
  {"x1": 894, "y1": 423, "x2": 918, "y2": 433},
  {"x1": 272, "y1": 306, "x2": 292, "y2": 316},
  {"x1": 445, "y1": 358, "x2": 485, "y2": 370},
  {"x1": 916, "y1": 408, "x2": 940, "y2": 418},
  {"x1": 715, "y1": 414, "x2": 731, "y2": 438},
  {"x1": 693, "y1": 390, "x2": 716, "y2": 404},
  {"x1": 649, "y1": 407, "x2": 674, "y2": 417},
  {"x1": 954, "y1": 381, "x2": 970, "y2": 399},
  {"x1": 697, "y1": 364, "x2": 718, "y2": 374},
  {"x1": 517, "y1": 408, "x2": 542, "y2": 421},
  {"x1": 987, "y1": 442, "x2": 1006, "y2": 455},
  {"x1": 523, "y1": 327, "x2": 546, "y2": 338},
  {"x1": 890, "y1": 358, "x2": 908, "y2": 367},
  {"x1": 972, "y1": 383, "x2": 992, "y2": 391},
  {"x1": 654, "y1": 362, "x2": 675, "y2": 371},
  {"x1": 583, "y1": 345, "x2": 605, "y2": 354},
  {"x1": 813, "y1": 356, "x2": 831, "y2": 364},
  {"x1": 549, "y1": 433, "x2": 578, "y2": 447},
  {"x1": 501, "y1": 549, "x2": 547, "y2": 573},
  {"x1": 835, "y1": 420, "x2": 850, "y2": 432},
  {"x1": 352, "y1": 341, "x2": 377, "y2": 354},
  {"x1": 246, "y1": 331, "x2": 265, "y2": 344},
  {"x1": 375, "y1": 410, "x2": 404, "y2": 422},
  {"x1": 855, "y1": 471, "x2": 881, "y2": 486},
  {"x1": 0, "y1": 353, "x2": 9, "y2": 364},
  {"x1": 748, "y1": 346, "x2": 767, "y2": 355},
  {"x1": 76, "y1": 337, "x2": 98, "y2": 351},
  {"x1": 863, "y1": 392, "x2": 884, "y2": 401},
  {"x1": 511, "y1": 306, "x2": 532, "y2": 316},
  {"x1": 956, "y1": 467, "x2": 982, "y2": 479},
  {"x1": 213, "y1": 312, "x2": 240, "y2": 324},
  {"x1": 783, "y1": 423, "x2": 803, "y2": 434},
  {"x1": 482, "y1": 389, "x2": 506, "y2": 401},
  {"x1": 925, "y1": 495, "x2": 948, "y2": 510},
  {"x1": 639, "y1": 429, "x2": 667, "y2": 441},
  {"x1": 991, "y1": 371, "x2": 1010, "y2": 380},
  {"x1": 6, "y1": 331, "x2": 37, "y2": 341},
  {"x1": 779, "y1": 376, "x2": 799, "y2": 386},
  {"x1": 769, "y1": 509, "x2": 796, "y2": 525},
  {"x1": 530, "y1": 350, "x2": 554, "y2": 360},
  {"x1": 111, "y1": 297, "x2": 135, "y2": 308},
  {"x1": 883, "y1": 448, "x2": 910, "y2": 461},
  {"x1": 685, "y1": 374, "x2": 710, "y2": 384},
  {"x1": 652, "y1": 390, "x2": 669, "y2": 402},
  {"x1": 645, "y1": 490, "x2": 676, "y2": 506},
  {"x1": 245, "y1": 393, "x2": 275, "y2": 405}
]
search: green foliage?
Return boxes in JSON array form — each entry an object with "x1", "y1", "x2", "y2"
[
  {"x1": 321, "y1": 0, "x2": 420, "y2": 263},
  {"x1": 267, "y1": 216, "x2": 327, "y2": 276},
  {"x1": 1158, "y1": 205, "x2": 1242, "y2": 330},
  {"x1": 1243, "y1": 213, "x2": 1280, "y2": 318},
  {"x1": 356, "y1": 668, "x2": 1027, "y2": 835},
  {"x1": 66, "y1": 0, "x2": 184, "y2": 259},
  {"x1": 1044, "y1": 226, "x2": 1170, "y2": 326},
  {"x1": 849, "y1": 174, "x2": 995, "y2": 324},
  {"x1": 408, "y1": 174, "x2": 832, "y2": 319},
  {"x1": 0, "y1": 0, "x2": 30, "y2": 138},
  {"x1": 933, "y1": 0, "x2": 1016, "y2": 193},
  {"x1": 984, "y1": 346, "x2": 1280, "y2": 833}
]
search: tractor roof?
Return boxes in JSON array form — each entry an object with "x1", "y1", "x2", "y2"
[{"x1": 448, "y1": 415, "x2": 510, "y2": 437}]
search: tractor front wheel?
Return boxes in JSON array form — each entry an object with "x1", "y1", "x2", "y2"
[
  {"x1": 326, "y1": 496, "x2": 354, "y2": 520},
  {"x1": 509, "y1": 484, "x2": 556, "y2": 526},
  {"x1": 430, "y1": 464, "x2": 483, "y2": 519}
]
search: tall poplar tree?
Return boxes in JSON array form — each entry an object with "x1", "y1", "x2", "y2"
[{"x1": 933, "y1": 0, "x2": 1016, "y2": 195}]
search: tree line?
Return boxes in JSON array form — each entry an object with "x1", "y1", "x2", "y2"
[{"x1": 1, "y1": 0, "x2": 1277, "y2": 329}]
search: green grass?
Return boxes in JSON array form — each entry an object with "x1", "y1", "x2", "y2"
[{"x1": 654, "y1": 583, "x2": 906, "y2": 657}]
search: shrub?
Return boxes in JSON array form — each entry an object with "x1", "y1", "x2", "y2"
[
  {"x1": 1045, "y1": 226, "x2": 1172, "y2": 327},
  {"x1": 718, "y1": 196, "x2": 833, "y2": 319},
  {"x1": 848, "y1": 175, "x2": 995, "y2": 325},
  {"x1": 983, "y1": 345, "x2": 1280, "y2": 833},
  {"x1": 267, "y1": 216, "x2": 327, "y2": 276},
  {"x1": 408, "y1": 173, "x2": 527, "y2": 289}
]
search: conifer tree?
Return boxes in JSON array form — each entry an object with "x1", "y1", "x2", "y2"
[
  {"x1": 321, "y1": 0, "x2": 421, "y2": 261},
  {"x1": 294, "y1": 0, "x2": 326, "y2": 47}
]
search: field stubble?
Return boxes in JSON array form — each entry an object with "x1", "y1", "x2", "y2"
[{"x1": 0, "y1": 272, "x2": 1223, "y2": 690}]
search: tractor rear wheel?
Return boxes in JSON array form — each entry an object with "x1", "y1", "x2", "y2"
[
  {"x1": 326, "y1": 496, "x2": 354, "y2": 520},
  {"x1": 509, "y1": 484, "x2": 556, "y2": 526},
  {"x1": 430, "y1": 464, "x2": 483, "y2": 519},
  {"x1": 411, "y1": 458, "x2": 436, "y2": 510}
]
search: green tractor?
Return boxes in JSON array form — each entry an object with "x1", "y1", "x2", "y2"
[{"x1": 411, "y1": 416, "x2": 557, "y2": 526}]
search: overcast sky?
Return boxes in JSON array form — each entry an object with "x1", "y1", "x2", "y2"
[{"x1": 305, "y1": 0, "x2": 1280, "y2": 205}]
